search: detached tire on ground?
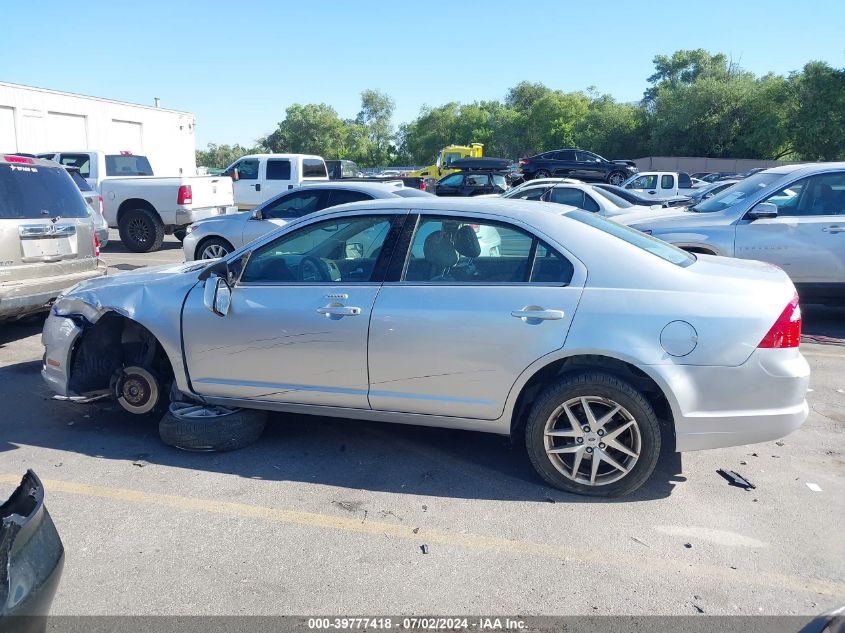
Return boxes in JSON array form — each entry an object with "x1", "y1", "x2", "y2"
[
  {"x1": 159, "y1": 402, "x2": 267, "y2": 452},
  {"x1": 118, "y1": 207, "x2": 165, "y2": 253}
]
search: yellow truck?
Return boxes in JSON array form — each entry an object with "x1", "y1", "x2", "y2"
[{"x1": 407, "y1": 143, "x2": 484, "y2": 179}]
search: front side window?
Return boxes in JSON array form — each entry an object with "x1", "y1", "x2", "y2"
[
  {"x1": 233, "y1": 159, "x2": 259, "y2": 180},
  {"x1": 442, "y1": 152, "x2": 462, "y2": 167},
  {"x1": 266, "y1": 159, "x2": 292, "y2": 180},
  {"x1": 439, "y1": 173, "x2": 464, "y2": 186},
  {"x1": 629, "y1": 174, "x2": 657, "y2": 189},
  {"x1": 575, "y1": 151, "x2": 599, "y2": 163},
  {"x1": 553, "y1": 150, "x2": 575, "y2": 161},
  {"x1": 67, "y1": 170, "x2": 93, "y2": 191},
  {"x1": 261, "y1": 190, "x2": 325, "y2": 220},
  {"x1": 59, "y1": 153, "x2": 91, "y2": 178},
  {"x1": 403, "y1": 215, "x2": 573, "y2": 285},
  {"x1": 302, "y1": 159, "x2": 328, "y2": 178},
  {"x1": 762, "y1": 172, "x2": 845, "y2": 217},
  {"x1": 465, "y1": 173, "x2": 489, "y2": 187},
  {"x1": 241, "y1": 215, "x2": 395, "y2": 284},
  {"x1": 549, "y1": 187, "x2": 585, "y2": 208}
]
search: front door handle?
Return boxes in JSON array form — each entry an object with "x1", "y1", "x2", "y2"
[
  {"x1": 511, "y1": 308, "x2": 565, "y2": 321},
  {"x1": 822, "y1": 225, "x2": 845, "y2": 233},
  {"x1": 317, "y1": 304, "x2": 361, "y2": 317},
  {"x1": 253, "y1": 183, "x2": 261, "y2": 191}
]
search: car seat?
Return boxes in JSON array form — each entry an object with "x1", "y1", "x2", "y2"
[{"x1": 423, "y1": 230, "x2": 459, "y2": 281}]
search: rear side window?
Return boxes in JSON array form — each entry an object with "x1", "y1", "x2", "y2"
[
  {"x1": 59, "y1": 153, "x2": 91, "y2": 178},
  {"x1": 266, "y1": 159, "x2": 292, "y2": 180},
  {"x1": 327, "y1": 189, "x2": 372, "y2": 206},
  {"x1": 302, "y1": 159, "x2": 327, "y2": 178},
  {"x1": 549, "y1": 187, "x2": 584, "y2": 208},
  {"x1": 569, "y1": 210, "x2": 695, "y2": 267},
  {"x1": 553, "y1": 150, "x2": 575, "y2": 161},
  {"x1": 678, "y1": 172, "x2": 692, "y2": 188},
  {"x1": 68, "y1": 171, "x2": 93, "y2": 191},
  {"x1": 661, "y1": 175, "x2": 674, "y2": 189},
  {"x1": 0, "y1": 164, "x2": 90, "y2": 219},
  {"x1": 105, "y1": 154, "x2": 153, "y2": 176}
]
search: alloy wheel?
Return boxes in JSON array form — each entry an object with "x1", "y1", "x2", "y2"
[
  {"x1": 543, "y1": 396, "x2": 641, "y2": 486},
  {"x1": 128, "y1": 217, "x2": 150, "y2": 245},
  {"x1": 201, "y1": 243, "x2": 229, "y2": 259}
]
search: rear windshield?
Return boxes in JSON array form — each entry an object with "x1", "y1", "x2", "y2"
[
  {"x1": 0, "y1": 164, "x2": 91, "y2": 219},
  {"x1": 302, "y1": 159, "x2": 327, "y2": 178},
  {"x1": 568, "y1": 209, "x2": 695, "y2": 267},
  {"x1": 105, "y1": 154, "x2": 153, "y2": 177},
  {"x1": 68, "y1": 170, "x2": 93, "y2": 192}
]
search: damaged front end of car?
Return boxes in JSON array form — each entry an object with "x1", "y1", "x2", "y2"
[{"x1": 1, "y1": 471, "x2": 64, "y2": 629}]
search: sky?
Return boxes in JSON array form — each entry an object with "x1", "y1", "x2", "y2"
[{"x1": 2, "y1": 0, "x2": 844, "y2": 148}]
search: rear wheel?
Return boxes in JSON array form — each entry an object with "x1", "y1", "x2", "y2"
[
  {"x1": 607, "y1": 171, "x2": 627, "y2": 186},
  {"x1": 196, "y1": 237, "x2": 234, "y2": 260},
  {"x1": 534, "y1": 170, "x2": 551, "y2": 180},
  {"x1": 119, "y1": 208, "x2": 165, "y2": 253},
  {"x1": 173, "y1": 228, "x2": 187, "y2": 242},
  {"x1": 525, "y1": 372, "x2": 661, "y2": 497}
]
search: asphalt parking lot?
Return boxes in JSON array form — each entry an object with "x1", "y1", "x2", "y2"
[{"x1": 1, "y1": 231, "x2": 843, "y2": 616}]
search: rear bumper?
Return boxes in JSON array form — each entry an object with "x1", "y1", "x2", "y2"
[
  {"x1": 175, "y1": 205, "x2": 238, "y2": 227},
  {"x1": 651, "y1": 348, "x2": 811, "y2": 452},
  {"x1": 0, "y1": 262, "x2": 107, "y2": 320}
]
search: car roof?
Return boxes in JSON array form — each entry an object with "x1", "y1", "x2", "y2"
[
  {"x1": 238, "y1": 153, "x2": 324, "y2": 160},
  {"x1": 760, "y1": 161, "x2": 845, "y2": 176},
  {"x1": 290, "y1": 181, "x2": 410, "y2": 197}
]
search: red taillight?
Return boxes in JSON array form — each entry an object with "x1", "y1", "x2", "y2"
[
  {"x1": 177, "y1": 185, "x2": 193, "y2": 205},
  {"x1": 93, "y1": 232, "x2": 100, "y2": 257},
  {"x1": 119, "y1": 150, "x2": 133, "y2": 156},
  {"x1": 418, "y1": 180, "x2": 426, "y2": 190},
  {"x1": 758, "y1": 293, "x2": 801, "y2": 348},
  {"x1": 5, "y1": 155, "x2": 34, "y2": 164},
  {"x1": 519, "y1": 159, "x2": 529, "y2": 166}
]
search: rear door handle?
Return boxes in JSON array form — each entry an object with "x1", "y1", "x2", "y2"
[
  {"x1": 511, "y1": 308, "x2": 565, "y2": 321},
  {"x1": 317, "y1": 305, "x2": 361, "y2": 317},
  {"x1": 822, "y1": 225, "x2": 844, "y2": 233}
]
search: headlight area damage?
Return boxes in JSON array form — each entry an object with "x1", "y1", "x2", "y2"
[
  {"x1": 43, "y1": 297, "x2": 175, "y2": 415},
  {"x1": 1, "y1": 471, "x2": 64, "y2": 624}
]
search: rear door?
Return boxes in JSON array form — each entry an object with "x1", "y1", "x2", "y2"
[
  {"x1": 550, "y1": 150, "x2": 576, "y2": 177},
  {"x1": 0, "y1": 161, "x2": 97, "y2": 288},
  {"x1": 735, "y1": 171, "x2": 845, "y2": 290},
  {"x1": 262, "y1": 157, "x2": 294, "y2": 201},
  {"x1": 574, "y1": 151, "x2": 605, "y2": 181},
  {"x1": 367, "y1": 213, "x2": 584, "y2": 420},
  {"x1": 658, "y1": 174, "x2": 677, "y2": 197}
]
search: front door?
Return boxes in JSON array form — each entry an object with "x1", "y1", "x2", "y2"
[
  {"x1": 435, "y1": 172, "x2": 466, "y2": 196},
  {"x1": 240, "y1": 189, "x2": 328, "y2": 245},
  {"x1": 231, "y1": 158, "x2": 261, "y2": 209},
  {"x1": 182, "y1": 212, "x2": 402, "y2": 408},
  {"x1": 368, "y1": 214, "x2": 584, "y2": 420},
  {"x1": 735, "y1": 171, "x2": 845, "y2": 291}
]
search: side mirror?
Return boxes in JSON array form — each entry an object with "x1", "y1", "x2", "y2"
[
  {"x1": 748, "y1": 202, "x2": 778, "y2": 220},
  {"x1": 230, "y1": 169, "x2": 240, "y2": 182},
  {"x1": 251, "y1": 208, "x2": 263, "y2": 220},
  {"x1": 203, "y1": 275, "x2": 232, "y2": 317}
]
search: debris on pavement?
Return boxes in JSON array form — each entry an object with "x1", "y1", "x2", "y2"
[
  {"x1": 717, "y1": 468, "x2": 756, "y2": 490},
  {"x1": 631, "y1": 537, "x2": 649, "y2": 547},
  {"x1": 545, "y1": 496, "x2": 556, "y2": 504},
  {"x1": 739, "y1": 460, "x2": 747, "y2": 465},
  {"x1": 420, "y1": 544, "x2": 429, "y2": 554},
  {"x1": 132, "y1": 459, "x2": 149, "y2": 468},
  {"x1": 684, "y1": 543, "x2": 693, "y2": 549},
  {"x1": 775, "y1": 441, "x2": 785, "y2": 446},
  {"x1": 412, "y1": 527, "x2": 420, "y2": 534},
  {"x1": 806, "y1": 483, "x2": 823, "y2": 492}
]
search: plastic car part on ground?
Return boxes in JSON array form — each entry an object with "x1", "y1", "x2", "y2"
[{"x1": 159, "y1": 402, "x2": 267, "y2": 452}]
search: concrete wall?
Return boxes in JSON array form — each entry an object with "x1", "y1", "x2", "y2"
[
  {"x1": 634, "y1": 156, "x2": 798, "y2": 173},
  {"x1": 0, "y1": 82, "x2": 197, "y2": 176}
]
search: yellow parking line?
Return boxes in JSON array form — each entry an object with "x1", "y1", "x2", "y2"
[{"x1": 3, "y1": 474, "x2": 843, "y2": 598}]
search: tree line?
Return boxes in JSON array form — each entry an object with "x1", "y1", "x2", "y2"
[{"x1": 197, "y1": 49, "x2": 845, "y2": 169}]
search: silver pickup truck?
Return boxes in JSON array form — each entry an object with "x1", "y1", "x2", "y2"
[{"x1": 616, "y1": 162, "x2": 845, "y2": 305}]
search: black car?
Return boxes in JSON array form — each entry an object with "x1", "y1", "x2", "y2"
[
  {"x1": 701, "y1": 171, "x2": 738, "y2": 183},
  {"x1": 433, "y1": 171, "x2": 508, "y2": 197},
  {"x1": 518, "y1": 149, "x2": 637, "y2": 185}
]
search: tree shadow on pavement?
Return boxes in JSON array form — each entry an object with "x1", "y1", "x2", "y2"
[{"x1": 0, "y1": 315, "x2": 46, "y2": 347}]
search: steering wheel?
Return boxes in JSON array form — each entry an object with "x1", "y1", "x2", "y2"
[{"x1": 299, "y1": 256, "x2": 332, "y2": 282}]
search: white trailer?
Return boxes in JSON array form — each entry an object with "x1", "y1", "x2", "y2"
[{"x1": 0, "y1": 81, "x2": 197, "y2": 177}]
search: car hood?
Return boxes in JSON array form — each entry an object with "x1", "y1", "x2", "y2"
[
  {"x1": 626, "y1": 208, "x2": 738, "y2": 230},
  {"x1": 611, "y1": 207, "x2": 691, "y2": 225}
]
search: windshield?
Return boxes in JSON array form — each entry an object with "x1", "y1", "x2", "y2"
[
  {"x1": 0, "y1": 164, "x2": 91, "y2": 219},
  {"x1": 105, "y1": 154, "x2": 153, "y2": 177},
  {"x1": 694, "y1": 172, "x2": 785, "y2": 212},
  {"x1": 591, "y1": 187, "x2": 633, "y2": 208},
  {"x1": 569, "y1": 210, "x2": 695, "y2": 267}
]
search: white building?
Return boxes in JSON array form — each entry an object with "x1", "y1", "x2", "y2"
[{"x1": 0, "y1": 81, "x2": 198, "y2": 176}]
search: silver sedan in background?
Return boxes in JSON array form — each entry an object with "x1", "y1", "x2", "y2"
[
  {"x1": 182, "y1": 181, "x2": 433, "y2": 261},
  {"x1": 42, "y1": 198, "x2": 809, "y2": 496}
]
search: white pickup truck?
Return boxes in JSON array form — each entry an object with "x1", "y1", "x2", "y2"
[
  {"x1": 223, "y1": 153, "x2": 329, "y2": 209},
  {"x1": 38, "y1": 151, "x2": 236, "y2": 252},
  {"x1": 622, "y1": 171, "x2": 699, "y2": 199}
]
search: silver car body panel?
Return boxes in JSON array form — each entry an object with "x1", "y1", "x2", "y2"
[{"x1": 42, "y1": 198, "x2": 809, "y2": 453}]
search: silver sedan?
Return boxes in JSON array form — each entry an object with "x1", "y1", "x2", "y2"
[{"x1": 42, "y1": 198, "x2": 809, "y2": 496}]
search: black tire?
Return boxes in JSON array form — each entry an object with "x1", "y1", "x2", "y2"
[
  {"x1": 159, "y1": 403, "x2": 267, "y2": 452},
  {"x1": 525, "y1": 372, "x2": 661, "y2": 497},
  {"x1": 118, "y1": 208, "x2": 165, "y2": 253},
  {"x1": 533, "y1": 170, "x2": 551, "y2": 180},
  {"x1": 607, "y1": 171, "x2": 627, "y2": 186},
  {"x1": 195, "y1": 237, "x2": 234, "y2": 260},
  {"x1": 173, "y1": 228, "x2": 187, "y2": 242}
]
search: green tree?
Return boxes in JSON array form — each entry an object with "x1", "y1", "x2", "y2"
[
  {"x1": 786, "y1": 61, "x2": 845, "y2": 161},
  {"x1": 526, "y1": 92, "x2": 590, "y2": 152},
  {"x1": 195, "y1": 143, "x2": 260, "y2": 169},
  {"x1": 261, "y1": 103, "x2": 349, "y2": 158},
  {"x1": 574, "y1": 96, "x2": 648, "y2": 159},
  {"x1": 357, "y1": 89, "x2": 396, "y2": 166}
]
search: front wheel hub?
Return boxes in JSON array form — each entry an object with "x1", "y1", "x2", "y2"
[{"x1": 115, "y1": 366, "x2": 160, "y2": 415}]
